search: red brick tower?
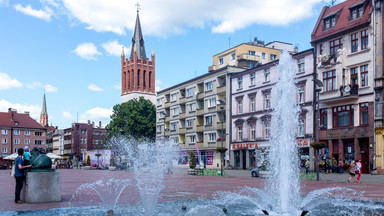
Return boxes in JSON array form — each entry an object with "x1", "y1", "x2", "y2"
[
  {"x1": 121, "y1": 10, "x2": 155, "y2": 104},
  {"x1": 40, "y1": 93, "x2": 48, "y2": 127}
]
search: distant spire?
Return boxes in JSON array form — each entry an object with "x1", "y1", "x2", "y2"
[
  {"x1": 40, "y1": 92, "x2": 48, "y2": 127},
  {"x1": 151, "y1": 48, "x2": 155, "y2": 56},
  {"x1": 41, "y1": 93, "x2": 47, "y2": 115},
  {"x1": 130, "y1": 9, "x2": 146, "y2": 59},
  {"x1": 121, "y1": 46, "x2": 125, "y2": 57}
]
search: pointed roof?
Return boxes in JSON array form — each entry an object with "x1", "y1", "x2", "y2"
[
  {"x1": 130, "y1": 11, "x2": 146, "y2": 59},
  {"x1": 41, "y1": 93, "x2": 47, "y2": 115}
]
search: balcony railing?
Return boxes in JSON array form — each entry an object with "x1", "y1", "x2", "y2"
[
  {"x1": 340, "y1": 85, "x2": 358, "y2": 96},
  {"x1": 237, "y1": 54, "x2": 260, "y2": 62},
  {"x1": 217, "y1": 85, "x2": 226, "y2": 94}
]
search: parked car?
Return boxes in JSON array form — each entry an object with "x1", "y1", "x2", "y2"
[{"x1": 251, "y1": 167, "x2": 261, "y2": 177}]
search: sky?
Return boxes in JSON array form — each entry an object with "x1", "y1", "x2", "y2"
[{"x1": 0, "y1": 0, "x2": 342, "y2": 129}]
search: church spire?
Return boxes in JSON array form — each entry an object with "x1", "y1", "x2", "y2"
[
  {"x1": 40, "y1": 93, "x2": 48, "y2": 127},
  {"x1": 130, "y1": 10, "x2": 146, "y2": 59}
]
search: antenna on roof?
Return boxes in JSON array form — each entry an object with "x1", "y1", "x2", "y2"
[{"x1": 331, "y1": 0, "x2": 336, "y2": 6}]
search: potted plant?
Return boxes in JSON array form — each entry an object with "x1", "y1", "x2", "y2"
[
  {"x1": 109, "y1": 156, "x2": 116, "y2": 171},
  {"x1": 216, "y1": 147, "x2": 228, "y2": 153},
  {"x1": 189, "y1": 151, "x2": 197, "y2": 169},
  {"x1": 85, "y1": 155, "x2": 91, "y2": 170},
  {"x1": 310, "y1": 141, "x2": 327, "y2": 149}
]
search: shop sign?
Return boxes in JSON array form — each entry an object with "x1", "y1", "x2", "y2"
[
  {"x1": 231, "y1": 143, "x2": 258, "y2": 150},
  {"x1": 297, "y1": 139, "x2": 310, "y2": 146}
]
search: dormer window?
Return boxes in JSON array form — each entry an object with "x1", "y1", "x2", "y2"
[
  {"x1": 350, "y1": 5, "x2": 364, "y2": 20},
  {"x1": 324, "y1": 16, "x2": 336, "y2": 29},
  {"x1": 14, "y1": 121, "x2": 19, "y2": 125}
]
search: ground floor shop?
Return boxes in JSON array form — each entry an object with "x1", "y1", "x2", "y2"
[
  {"x1": 178, "y1": 150, "x2": 223, "y2": 169},
  {"x1": 319, "y1": 127, "x2": 374, "y2": 174}
]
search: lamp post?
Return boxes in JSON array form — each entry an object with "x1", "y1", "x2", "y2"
[
  {"x1": 218, "y1": 100, "x2": 226, "y2": 177},
  {"x1": 313, "y1": 78, "x2": 323, "y2": 181}
]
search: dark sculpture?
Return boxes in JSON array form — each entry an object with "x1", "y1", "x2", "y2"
[{"x1": 30, "y1": 147, "x2": 52, "y2": 169}]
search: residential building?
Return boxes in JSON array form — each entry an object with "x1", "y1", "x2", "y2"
[
  {"x1": 52, "y1": 129, "x2": 64, "y2": 155},
  {"x1": 121, "y1": 10, "x2": 155, "y2": 104},
  {"x1": 63, "y1": 121, "x2": 106, "y2": 162},
  {"x1": 209, "y1": 38, "x2": 292, "y2": 72},
  {"x1": 156, "y1": 40, "x2": 293, "y2": 169},
  {"x1": 230, "y1": 49, "x2": 315, "y2": 169},
  {"x1": 311, "y1": 0, "x2": 375, "y2": 174},
  {"x1": 0, "y1": 108, "x2": 47, "y2": 156}
]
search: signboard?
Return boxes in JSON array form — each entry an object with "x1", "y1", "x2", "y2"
[
  {"x1": 231, "y1": 143, "x2": 258, "y2": 150},
  {"x1": 296, "y1": 139, "x2": 311, "y2": 146}
]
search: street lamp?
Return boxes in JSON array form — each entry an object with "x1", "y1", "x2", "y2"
[
  {"x1": 218, "y1": 99, "x2": 226, "y2": 177},
  {"x1": 313, "y1": 78, "x2": 323, "y2": 181}
]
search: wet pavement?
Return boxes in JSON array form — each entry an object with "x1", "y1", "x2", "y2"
[{"x1": 0, "y1": 168, "x2": 383, "y2": 213}]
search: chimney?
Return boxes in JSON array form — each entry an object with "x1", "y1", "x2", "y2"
[
  {"x1": 99, "y1": 121, "x2": 102, "y2": 128},
  {"x1": 87, "y1": 120, "x2": 90, "y2": 124},
  {"x1": 294, "y1": 46, "x2": 298, "y2": 53},
  {"x1": 24, "y1": 111, "x2": 30, "y2": 115},
  {"x1": 92, "y1": 121, "x2": 95, "y2": 128}
]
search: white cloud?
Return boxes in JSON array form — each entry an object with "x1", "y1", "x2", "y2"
[
  {"x1": 45, "y1": 84, "x2": 58, "y2": 92},
  {"x1": 62, "y1": 111, "x2": 72, "y2": 119},
  {"x1": 101, "y1": 40, "x2": 130, "y2": 56},
  {"x1": 155, "y1": 79, "x2": 164, "y2": 92},
  {"x1": 113, "y1": 84, "x2": 121, "y2": 90},
  {"x1": 0, "y1": 99, "x2": 41, "y2": 120},
  {"x1": 61, "y1": 0, "x2": 324, "y2": 36},
  {"x1": 79, "y1": 107, "x2": 112, "y2": 126},
  {"x1": 73, "y1": 42, "x2": 101, "y2": 61},
  {"x1": 88, "y1": 84, "x2": 103, "y2": 92},
  {"x1": 14, "y1": 4, "x2": 52, "y2": 21},
  {"x1": 26, "y1": 81, "x2": 43, "y2": 89},
  {"x1": 0, "y1": 73, "x2": 23, "y2": 90}
]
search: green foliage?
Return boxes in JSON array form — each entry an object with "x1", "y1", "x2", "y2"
[
  {"x1": 105, "y1": 97, "x2": 156, "y2": 142},
  {"x1": 68, "y1": 157, "x2": 72, "y2": 165},
  {"x1": 110, "y1": 156, "x2": 115, "y2": 166},
  {"x1": 189, "y1": 151, "x2": 197, "y2": 169},
  {"x1": 86, "y1": 155, "x2": 91, "y2": 166}
]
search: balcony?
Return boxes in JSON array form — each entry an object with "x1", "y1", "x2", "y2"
[
  {"x1": 179, "y1": 128, "x2": 186, "y2": 134},
  {"x1": 196, "y1": 92, "x2": 204, "y2": 99},
  {"x1": 237, "y1": 54, "x2": 260, "y2": 62},
  {"x1": 208, "y1": 65, "x2": 216, "y2": 72},
  {"x1": 179, "y1": 98, "x2": 186, "y2": 104},
  {"x1": 196, "y1": 125, "x2": 204, "y2": 132},
  {"x1": 216, "y1": 122, "x2": 226, "y2": 130},
  {"x1": 164, "y1": 102, "x2": 170, "y2": 108},
  {"x1": 217, "y1": 85, "x2": 226, "y2": 94},
  {"x1": 179, "y1": 113, "x2": 186, "y2": 119},
  {"x1": 340, "y1": 85, "x2": 358, "y2": 97},
  {"x1": 196, "y1": 109, "x2": 204, "y2": 116},
  {"x1": 216, "y1": 140, "x2": 226, "y2": 147}
]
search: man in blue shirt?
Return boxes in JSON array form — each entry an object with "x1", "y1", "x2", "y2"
[{"x1": 14, "y1": 148, "x2": 31, "y2": 204}]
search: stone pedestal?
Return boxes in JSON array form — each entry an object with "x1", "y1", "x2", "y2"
[{"x1": 23, "y1": 171, "x2": 61, "y2": 203}]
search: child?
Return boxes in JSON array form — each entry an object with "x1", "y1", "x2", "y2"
[
  {"x1": 23, "y1": 146, "x2": 31, "y2": 166},
  {"x1": 355, "y1": 160, "x2": 362, "y2": 183}
]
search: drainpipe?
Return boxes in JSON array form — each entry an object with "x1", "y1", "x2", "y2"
[{"x1": 372, "y1": 0, "x2": 377, "y2": 171}]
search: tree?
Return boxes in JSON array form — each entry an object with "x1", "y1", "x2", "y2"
[
  {"x1": 106, "y1": 97, "x2": 156, "y2": 142},
  {"x1": 189, "y1": 151, "x2": 197, "y2": 169},
  {"x1": 86, "y1": 155, "x2": 91, "y2": 166}
]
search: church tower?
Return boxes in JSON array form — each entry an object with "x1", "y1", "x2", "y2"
[
  {"x1": 40, "y1": 93, "x2": 48, "y2": 127},
  {"x1": 121, "y1": 9, "x2": 155, "y2": 104}
]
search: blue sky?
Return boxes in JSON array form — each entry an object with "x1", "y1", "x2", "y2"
[{"x1": 0, "y1": 0, "x2": 339, "y2": 129}]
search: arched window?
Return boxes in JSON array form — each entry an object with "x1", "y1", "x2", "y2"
[
  {"x1": 127, "y1": 71, "x2": 130, "y2": 88},
  {"x1": 137, "y1": 70, "x2": 140, "y2": 88},
  {"x1": 143, "y1": 70, "x2": 146, "y2": 89},
  {"x1": 149, "y1": 71, "x2": 152, "y2": 89},
  {"x1": 123, "y1": 71, "x2": 126, "y2": 91}
]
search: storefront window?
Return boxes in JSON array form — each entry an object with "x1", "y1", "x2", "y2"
[
  {"x1": 249, "y1": 150, "x2": 256, "y2": 167},
  {"x1": 234, "y1": 151, "x2": 240, "y2": 168}
]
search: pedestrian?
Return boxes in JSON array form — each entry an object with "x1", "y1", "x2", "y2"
[
  {"x1": 355, "y1": 160, "x2": 362, "y2": 183},
  {"x1": 305, "y1": 158, "x2": 310, "y2": 175},
  {"x1": 347, "y1": 161, "x2": 356, "y2": 183},
  {"x1": 338, "y1": 159, "x2": 343, "y2": 174},
  {"x1": 23, "y1": 146, "x2": 31, "y2": 166},
  {"x1": 14, "y1": 148, "x2": 32, "y2": 204},
  {"x1": 332, "y1": 157, "x2": 337, "y2": 173}
]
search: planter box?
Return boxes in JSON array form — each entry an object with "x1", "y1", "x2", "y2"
[{"x1": 109, "y1": 166, "x2": 116, "y2": 171}]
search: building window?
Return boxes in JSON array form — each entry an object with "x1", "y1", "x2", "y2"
[
  {"x1": 173, "y1": 107, "x2": 179, "y2": 116},
  {"x1": 249, "y1": 51, "x2": 255, "y2": 55},
  {"x1": 171, "y1": 137, "x2": 179, "y2": 144},
  {"x1": 298, "y1": 58, "x2": 305, "y2": 73},
  {"x1": 298, "y1": 118, "x2": 304, "y2": 137},
  {"x1": 320, "y1": 109, "x2": 328, "y2": 129},
  {"x1": 157, "y1": 98, "x2": 163, "y2": 106},
  {"x1": 264, "y1": 121, "x2": 271, "y2": 139},
  {"x1": 219, "y1": 57, "x2": 223, "y2": 65},
  {"x1": 351, "y1": 33, "x2": 358, "y2": 53},
  {"x1": 270, "y1": 54, "x2": 277, "y2": 60},
  {"x1": 324, "y1": 16, "x2": 336, "y2": 29},
  {"x1": 351, "y1": 67, "x2": 358, "y2": 85},
  {"x1": 351, "y1": 6, "x2": 364, "y2": 20},
  {"x1": 333, "y1": 105, "x2": 354, "y2": 128},
  {"x1": 80, "y1": 130, "x2": 86, "y2": 134},
  {"x1": 205, "y1": 116, "x2": 213, "y2": 125},
  {"x1": 237, "y1": 99, "x2": 243, "y2": 114},
  {"x1": 189, "y1": 103, "x2": 196, "y2": 112},
  {"x1": 35, "y1": 140, "x2": 44, "y2": 145},
  {"x1": 360, "y1": 103, "x2": 368, "y2": 126},
  {"x1": 157, "y1": 125, "x2": 162, "y2": 133},
  {"x1": 264, "y1": 68, "x2": 270, "y2": 82},
  {"x1": 250, "y1": 97, "x2": 255, "y2": 112},
  {"x1": 208, "y1": 98, "x2": 216, "y2": 108},
  {"x1": 2, "y1": 138, "x2": 7, "y2": 144},
  {"x1": 238, "y1": 76, "x2": 243, "y2": 89},
  {"x1": 1, "y1": 129, "x2": 7, "y2": 135},
  {"x1": 361, "y1": 29, "x2": 368, "y2": 50},
  {"x1": 1, "y1": 148, "x2": 6, "y2": 153},
  {"x1": 248, "y1": 62, "x2": 255, "y2": 68},
  {"x1": 238, "y1": 126, "x2": 243, "y2": 141},
  {"x1": 262, "y1": 53, "x2": 266, "y2": 59},
  {"x1": 208, "y1": 133, "x2": 216, "y2": 142},
  {"x1": 187, "y1": 88, "x2": 194, "y2": 97},
  {"x1": 24, "y1": 139, "x2": 30, "y2": 145},
  {"x1": 323, "y1": 70, "x2": 336, "y2": 92},
  {"x1": 250, "y1": 124, "x2": 256, "y2": 140},
  {"x1": 159, "y1": 112, "x2": 166, "y2": 119},
  {"x1": 171, "y1": 94, "x2": 177, "y2": 102},
  {"x1": 231, "y1": 53, "x2": 236, "y2": 60},
  {"x1": 298, "y1": 86, "x2": 304, "y2": 104},
  {"x1": 186, "y1": 119, "x2": 193, "y2": 128},
  {"x1": 360, "y1": 64, "x2": 368, "y2": 87},
  {"x1": 330, "y1": 38, "x2": 342, "y2": 55},
  {"x1": 170, "y1": 122, "x2": 177, "y2": 131},
  {"x1": 250, "y1": 73, "x2": 255, "y2": 86},
  {"x1": 319, "y1": 44, "x2": 323, "y2": 55},
  {"x1": 14, "y1": 130, "x2": 20, "y2": 135},
  {"x1": 265, "y1": 93, "x2": 271, "y2": 109},
  {"x1": 205, "y1": 81, "x2": 213, "y2": 91},
  {"x1": 189, "y1": 135, "x2": 196, "y2": 143}
]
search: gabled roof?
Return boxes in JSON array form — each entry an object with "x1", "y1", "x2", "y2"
[
  {"x1": 130, "y1": 11, "x2": 147, "y2": 59},
  {"x1": 0, "y1": 110, "x2": 46, "y2": 130},
  {"x1": 311, "y1": 0, "x2": 371, "y2": 43}
]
